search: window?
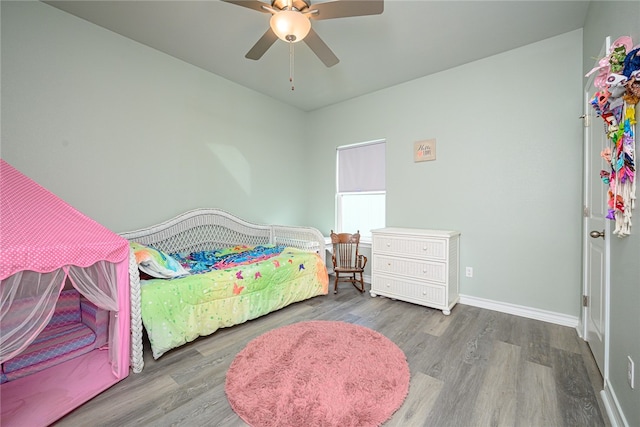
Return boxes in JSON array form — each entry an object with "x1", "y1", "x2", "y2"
[{"x1": 336, "y1": 140, "x2": 386, "y2": 240}]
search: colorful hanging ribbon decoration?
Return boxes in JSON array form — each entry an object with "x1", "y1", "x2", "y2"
[{"x1": 588, "y1": 36, "x2": 639, "y2": 237}]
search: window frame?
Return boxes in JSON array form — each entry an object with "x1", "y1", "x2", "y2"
[
  {"x1": 335, "y1": 139, "x2": 386, "y2": 243},
  {"x1": 335, "y1": 191, "x2": 385, "y2": 244}
]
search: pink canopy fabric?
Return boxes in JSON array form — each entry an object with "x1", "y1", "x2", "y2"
[
  {"x1": 0, "y1": 159, "x2": 132, "y2": 426},
  {"x1": 0, "y1": 159, "x2": 129, "y2": 280}
]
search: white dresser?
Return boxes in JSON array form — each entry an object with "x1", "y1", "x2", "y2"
[{"x1": 370, "y1": 227, "x2": 460, "y2": 315}]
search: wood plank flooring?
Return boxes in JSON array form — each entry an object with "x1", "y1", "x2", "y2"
[{"x1": 55, "y1": 281, "x2": 608, "y2": 427}]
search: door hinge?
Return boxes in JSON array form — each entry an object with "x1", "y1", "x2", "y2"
[
  {"x1": 580, "y1": 114, "x2": 590, "y2": 127},
  {"x1": 583, "y1": 206, "x2": 590, "y2": 217},
  {"x1": 583, "y1": 295, "x2": 589, "y2": 307}
]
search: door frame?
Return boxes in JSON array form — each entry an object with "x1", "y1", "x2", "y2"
[{"x1": 581, "y1": 36, "x2": 611, "y2": 383}]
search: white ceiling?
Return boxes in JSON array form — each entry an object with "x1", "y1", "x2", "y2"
[{"x1": 45, "y1": 0, "x2": 590, "y2": 111}]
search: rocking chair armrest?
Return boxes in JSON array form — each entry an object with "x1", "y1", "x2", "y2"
[{"x1": 357, "y1": 254, "x2": 368, "y2": 269}]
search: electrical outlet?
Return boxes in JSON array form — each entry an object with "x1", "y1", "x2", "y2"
[
  {"x1": 628, "y1": 356, "x2": 635, "y2": 389},
  {"x1": 465, "y1": 267, "x2": 473, "y2": 278}
]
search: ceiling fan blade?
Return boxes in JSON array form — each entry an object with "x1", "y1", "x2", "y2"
[
  {"x1": 221, "y1": 0, "x2": 272, "y2": 13},
  {"x1": 303, "y1": 28, "x2": 339, "y2": 67},
  {"x1": 246, "y1": 28, "x2": 279, "y2": 60},
  {"x1": 308, "y1": 0, "x2": 383, "y2": 20}
]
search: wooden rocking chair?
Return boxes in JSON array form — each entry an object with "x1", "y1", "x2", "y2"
[{"x1": 330, "y1": 230, "x2": 367, "y2": 294}]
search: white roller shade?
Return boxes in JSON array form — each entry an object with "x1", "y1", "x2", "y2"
[{"x1": 337, "y1": 141, "x2": 386, "y2": 192}]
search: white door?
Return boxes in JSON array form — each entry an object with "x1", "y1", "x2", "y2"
[{"x1": 582, "y1": 38, "x2": 610, "y2": 377}]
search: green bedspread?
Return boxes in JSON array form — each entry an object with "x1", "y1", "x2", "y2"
[{"x1": 140, "y1": 247, "x2": 328, "y2": 358}]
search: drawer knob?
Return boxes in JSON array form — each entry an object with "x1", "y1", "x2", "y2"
[
  {"x1": 386, "y1": 283, "x2": 391, "y2": 287},
  {"x1": 386, "y1": 243, "x2": 391, "y2": 247},
  {"x1": 423, "y1": 246, "x2": 427, "y2": 251}
]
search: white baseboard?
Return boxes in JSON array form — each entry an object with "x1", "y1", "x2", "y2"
[
  {"x1": 601, "y1": 379, "x2": 629, "y2": 427},
  {"x1": 459, "y1": 294, "x2": 580, "y2": 329},
  {"x1": 576, "y1": 319, "x2": 585, "y2": 339}
]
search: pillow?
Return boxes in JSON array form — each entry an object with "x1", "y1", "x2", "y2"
[{"x1": 130, "y1": 242, "x2": 189, "y2": 279}]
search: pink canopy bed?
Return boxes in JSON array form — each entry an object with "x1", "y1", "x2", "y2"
[{"x1": 0, "y1": 159, "x2": 135, "y2": 426}]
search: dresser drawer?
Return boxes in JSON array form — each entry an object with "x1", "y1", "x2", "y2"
[
  {"x1": 371, "y1": 274, "x2": 446, "y2": 306},
  {"x1": 372, "y1": 235, "x2": 447, "y2": 260},
  {"x1": 373, "y1": 254, "x2": 446, "y2": 283}
]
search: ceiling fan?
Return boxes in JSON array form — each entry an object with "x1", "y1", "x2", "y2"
[{"x1": 222, "y1": 0, "x2": 384, "y2": 67}]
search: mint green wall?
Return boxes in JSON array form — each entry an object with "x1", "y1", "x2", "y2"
[
  {"x1": 583, "y1": 2, "x2": 640, "y2": 425},
  {"x1": 306, "y1": 30, "x2": 584, "y2": 317},
  {"x1": 1, "y1": 1, "x2": 308, "y2": 232}
]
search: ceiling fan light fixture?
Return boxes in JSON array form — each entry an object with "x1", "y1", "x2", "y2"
[{"x1": 270, "y1": 10, "x2": 311, "y2": 43}]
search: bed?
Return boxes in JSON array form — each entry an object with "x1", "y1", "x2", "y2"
[{"x1": 120, "y1": 208, "x2": 329, "y2": 362}]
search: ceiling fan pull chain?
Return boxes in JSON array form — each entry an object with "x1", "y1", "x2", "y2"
[{"x1": 290, "y1": 42, "x2": 295, "y2": 91}]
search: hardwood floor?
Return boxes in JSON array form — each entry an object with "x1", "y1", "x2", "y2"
[{"x1": 55, "y1": 281, "x2": 608, "y2": 427}]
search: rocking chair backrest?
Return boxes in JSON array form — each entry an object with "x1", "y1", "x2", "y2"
[{"x1": 330, "y1": 230, "x2": 361, "y2": 269}]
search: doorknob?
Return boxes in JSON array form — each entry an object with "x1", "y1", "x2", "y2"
[{"x1": 589, "y1": 230, "x2": 605, "y2": 239}]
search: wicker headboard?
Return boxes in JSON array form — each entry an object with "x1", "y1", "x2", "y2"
[{"x1": 119, "y1": 208, "x2": 326, "y2": 265}]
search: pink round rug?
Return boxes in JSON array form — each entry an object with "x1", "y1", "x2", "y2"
[{"x1": 225, "y1": 320, "x2": 410, "y2": 427}]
